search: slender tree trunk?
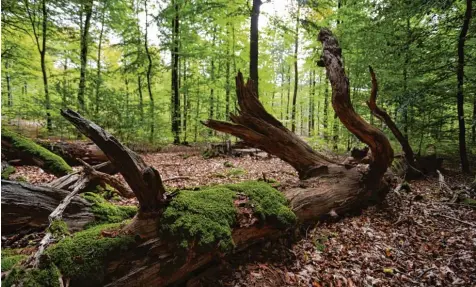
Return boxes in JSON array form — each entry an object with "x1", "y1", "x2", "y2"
[
  {"x1": 286, "y1": 65, "x2": 291, "y2": 126},
  {"x1": 5, "y1": 60, "x2": 12, "y2": 107},
  {"x1": 402, "y1": 17, "x2": 410, "y2": 139},
  {"x1": 194, "y1": 80, "x2": 201, "y2": 142},
  {"x1": 95, "y1": 1, "x2": 107, "y2": 118},
  {"x1": 456, "y1": 0, "x2": 472, "y2": 173},
  {"x1": 62, "y1": 55, "x2": 68, "y2": 108},
  {"x1": 308, "y1": 70, "x2": 315, "y2": 135},
  {"x1": 323, "y1": 76, "x2": 329, "y2": 140},
  {"x1": 78, "y1": 0, "x2": 93, "y2": 115},
  {"x1": 144, "y1": 0, "x2": 155, "y2": 143},
  {"x1": 249, "y1": 0, "x2": 262, "y2": 96},
  {"x1": 208, "y1": 26, "x2": 217, "y2": 135},
  {"x1": 225, "y1": 24, "x2": 231, "y2": 119},
  {"x1": 291, "y1": 5, "x2": 300, "y2": 133},
  {"x1": 280, "y1": 64, "x2": 285, "y2": 120},
  {"x1": 183, "y1": 59, "x2": 188, "y2": 144},
  {"x1": 472, "y1": 94, "x2": 475, "y2": 144},
  {"x1": 171, "y1": 0, "x2": 181, "y2": 144},
  {"x1": 137, "y1": 76, "x2": 144, "y2": 123}
]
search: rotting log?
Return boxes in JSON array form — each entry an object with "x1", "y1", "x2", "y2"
[
  {"x1": 5, "y1": 28, "x2": 396, "y2": 287},
  {"x1": 1, "y1": 180, "x2": 95, "y2": 235},
  {"x1": 1, "y1": 128, "x2": 72, "y2": 176},
  {"x1": 36, "y1": 139, "x2": 108, "y2": 166}
]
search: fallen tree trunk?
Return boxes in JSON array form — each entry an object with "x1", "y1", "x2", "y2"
[
  {"x1": 8, "y1": 28, "x2": 395, "y2": 287},
  {"x1": 1, "y1": 180, "x2": 95, "y2": 235},
  {"x1": 35, "y1": 139, "x2": 108, "y2": 166},
  {"x1": 1, "y1": 128, "x2": 72, "y2": 176}
]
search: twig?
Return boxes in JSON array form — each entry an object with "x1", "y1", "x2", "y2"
[{"x1": 434, "y1": 213, "x2": 476, "y2": 227}]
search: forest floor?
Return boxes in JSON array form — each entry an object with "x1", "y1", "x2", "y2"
[{"x1": 6, "y1": 148, "x2": 476, "y2": 287}]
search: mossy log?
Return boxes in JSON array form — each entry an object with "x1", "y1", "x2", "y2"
[
  {"x1": 36, "y1": 139, "x2": 108, "y2": 166},
  {"x1": 11, "y1": 28, "x2": 397, "y2": 287},
  {"x1": 1, "y1": 128, "x2": 72, "y2": 176}
]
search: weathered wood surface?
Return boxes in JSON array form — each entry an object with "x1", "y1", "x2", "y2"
[
  {"x1": 1, "y1": 180, "x2": 95, "y2": 235},
  {"x1": 36, "y1": 139, "x2": 108, "y2": 165}
]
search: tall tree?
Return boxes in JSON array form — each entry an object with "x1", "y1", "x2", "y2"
[
  {"x1": 94, "y1": 0, "x2": 108, "y2": 117},
  {"x1": 24, "y1": 0, "x2": 51, "y2": 131},
  {"x1": 290, "y1": 3, "x2": 300, "y2": 132},
  {"x1": 171, "y1": 0, "x2": 181, "y2": 144},
  {"x1": 144, "y1": 0, "x2": 155, "y2": 143},
  {"x1": 249, "y1": 0, "x2": 262, "y2": 96},
  {"x1": 78, "y1": 0, "x2": 93, "y2": 115},
  {"x1": 456, "y1": 0, "x2": 472, "y2": 173}
]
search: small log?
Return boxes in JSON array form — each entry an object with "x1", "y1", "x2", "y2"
[
  {"x1": 1, "y1": 180, "x2": 95, "y2": 235},
  {"x1": 36, "y1": 139, "x2": 108, "y2": 166}
]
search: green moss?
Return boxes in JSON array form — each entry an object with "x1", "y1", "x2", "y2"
[
  {"x1": 1, "y1": 128, "x2": 72, "y2": 176},
  {"x1": 46, "y1": 223, "x2": 135, "y2": 284},
  {"x1": 161, "y1": 186, "x2": 237, "y2": 251},
  {"x1": 226, "y1": 181, "x2": 297, "y2": 227},
  {"x1": 82, "y1": 192, "x2": 137, "y2": 226},
  {"x1": 161, "y1": 181, "x2": 296, "y2": 252},
  {"x1": 463, "y1": 198, "x2": 476, "y2": 206},
  {"x1": 1, "y1": 252, "x2": 27, "y2": 272},
  {"x1": 223, "y1": 161, "x2": 234, "y2": 168},
  {"x1": 47, "y1": 220, "x2": 70, "y2": 238},
  {"x1": 226, "y1": 168, "x2": 247, "y2": 177},
  {"x1": 1, "y1": 166, "x2": 15, "y2": 180},
  {"x1": 3, "y1": 263, "x2": 61, "y2": 287}
]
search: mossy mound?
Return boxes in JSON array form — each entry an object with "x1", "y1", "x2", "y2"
[
  {"x1": 47, "y1": 220, "x2": 70, "y2": 237},
  {"x1": 3, "y1": 262, "x2": 61, "y2": 287},
  {"x1": 226, "y1": 181, "x2": 296, "y2": 227},
  {"x1": 1, "y1": 249, "x2": 27, "y2": 272},
  {"x1": 47, "y1": 223, "x2": 135, "y2": 285},
  {"x1": 161, "y1": 181, "x2": 296, "y2": 252},
  {"x1": 82, "y1": 192, "x2": 137, "y2": 226},
  {"x1": 1, "y1": 165, "x2": 15, "y2": 180},
  {"x1": 1, "y1": 128, "x2": 72, "y2": 176}
]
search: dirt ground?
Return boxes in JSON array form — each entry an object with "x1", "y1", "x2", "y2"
[{"x1": 7, "y1": 150, "x2": 476, "y2": 287}]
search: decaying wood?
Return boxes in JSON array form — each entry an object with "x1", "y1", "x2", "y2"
[
  {"x1": 49, "y1": 161, "x2": 116, "y2": 190},
  {"x1": 1, "y1": 180, "x2": 95, "y2": 235},
  {"x1": 27, "y1": 176, "x2": 90, "y2": 268},
  {"x1": 36, "y1": 139, "x2": 108, "y2": 165},
  {"x1": 60, "y1": 109, "x2": 167, "y2": 212}
]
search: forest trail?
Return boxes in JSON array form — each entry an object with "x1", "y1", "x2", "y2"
[{"x1": 4, "y1": 149, "x2": 475, "y2": 286}]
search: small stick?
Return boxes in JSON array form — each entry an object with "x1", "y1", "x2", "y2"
[{"x1": 434, "y1": 213, "x2": 476, "y2": 227}]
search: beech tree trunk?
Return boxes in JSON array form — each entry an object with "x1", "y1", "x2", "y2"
[
  {"x1": 249, "y1": 0, "x2": 262, "y2": 96},
  {"x1": 456, "y1": 0, "x2": 471, "y2": 173},
  {"x1": 78, "y1": 0, "x2": 93, "y2": 115}
]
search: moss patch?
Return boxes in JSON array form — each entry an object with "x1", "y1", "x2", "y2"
[
  {"x1": 161, "y1": 181, "x2": 296, "y2": 252},
  {"x1": 226, "y1": 168, "x2": 247, "y2": 177},
  {"x1": 1, "y1": 249, "x2": 27, "y2": 272},
  {"x1": 47, "y1": 220, "x2": 70, "y2": 238},
  {"x1": 226, "y1": 181, "x2": 297, "y2": 227},
  {"x1": 1, "y1": 166, "x2": 15, "y2": 180},
  {"x1": 82, "y1": 192, "x2": 137, "y2": 226},
  {"x1": 161, "y1": 186, "x2": 237, "y2": 251},
  {"x1": 1, "y1": 128, "x2": 72, "y2": 176},
  {"x1": 47, "y1": 223, "x2": 135, "y2": 284},
  {"x1": 3, "y1": 263, "x2": 61, "y2": 287}
]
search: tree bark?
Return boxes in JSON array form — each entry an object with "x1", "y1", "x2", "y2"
[
  {"x1": 1, "y1": 180, "x2": 95, "y2": 235},
  {"x1": 95, "y1": 0, "x2": 107, "y2": 117},
  {"x1": 249, "y1": 0, "x2": 262, "y2": 96},
  {"x1": 5, "y1": 60, "x2": 13, "y2": 107},
  {"x1": 456, "y1": 0, "x2": 472, "y2": 173}
]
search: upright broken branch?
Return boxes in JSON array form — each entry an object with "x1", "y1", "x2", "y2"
[
  {"x1": 60, "y1": 109, "x2": 166, "y2": 212},
  {"x1": 366, "y1": 66, "x2": 415, "y2": 167}
]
